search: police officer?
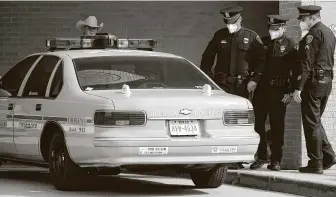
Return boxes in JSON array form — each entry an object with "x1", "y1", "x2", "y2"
[
  {"x1": 293, "y1": 5, "x2": 336, "y2": 174},
  {"x1": 76, "y1": 16, "x2": 104, "y2": 36},
  {"x1": 250, "y1": 15, "x2": 299, "y2": 171},
  {"x1": 200, "y1": 6, "x2": 266, "y2": 97},
  {"x1": 200, "y1": 6, "x2": 266, "y2": 169}
]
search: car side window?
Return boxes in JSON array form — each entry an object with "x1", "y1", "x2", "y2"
[
  {"x1": 0, "y1": 55, "x2": 40, "y2": 97},
  {"x1": 49, "y1": 62, "x2": 63, "y2": 98},
  {"x1": 22, "y1": 55, "x2": 60, "y2": 98}
]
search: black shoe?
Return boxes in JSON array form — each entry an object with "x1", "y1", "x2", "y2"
[
  {"x1": 267, "y1": 161, "x2": 281, "y2": 171},
  {"x1": 323, "y1": 158, "x2": 336, "y2": 170},
  {"x1": 299, "y1": 161, "x2": 323, "y2": 174},
  {"x1": 250, "y1": 159, "x2": 268, "y2": 170}
]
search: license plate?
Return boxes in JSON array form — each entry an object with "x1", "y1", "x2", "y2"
[
  {"x1": 139, "y1": 147, "x2": 168, "y2": 155},
  {"x1": 168, "y1": 120, "x2": 199, "y2": 136},
  {"x1": 211, "y1": 146, "x2": 238, "y2": 154}
]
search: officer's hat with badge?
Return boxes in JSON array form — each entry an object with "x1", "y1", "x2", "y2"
[
  {"x1": 297, "y1": 5, "x2": 322, "y2": 19},
  {"x1": 266, "y1": 15, "x2": 289, "y2": 27},
  {"x1": 220, "y1": 6, "x2": 243, "y2": 24}
]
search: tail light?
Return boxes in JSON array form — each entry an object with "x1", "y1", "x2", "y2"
[
  {"x1": 94, "y1": 110, "x2": 146, "y2": 126},
  {"x1": 223, "y1": 109, "x2": 254, "y2": 125}
]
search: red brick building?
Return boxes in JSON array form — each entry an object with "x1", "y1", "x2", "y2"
[{"x1": 0, "y1": 1, "x2": 335, "y2": 170}]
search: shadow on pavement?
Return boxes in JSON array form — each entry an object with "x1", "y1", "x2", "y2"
[{"x1": 0, "y1": 170, "x2": 208, "y2": 196}]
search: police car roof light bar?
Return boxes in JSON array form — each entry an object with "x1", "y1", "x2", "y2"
[
  {"x1": 46, "y1": 33, "x2": 157, "y2": 51},
  {"x1": 117, "y1": 39, "x2": 157, "y2": 49}
]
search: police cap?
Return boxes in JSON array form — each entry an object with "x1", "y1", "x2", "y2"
[
  {"x1": 266, "y1": 15, "x2": 289, "y2": 26},
  {"x1": 220, "y1": 6, "x2": 243, "y2": 24},
  {"x1": 297, "y1": 5, "x2": 322, "y2": 19}
]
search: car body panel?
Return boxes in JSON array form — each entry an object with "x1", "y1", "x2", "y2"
[{"x1": 0, "y1": 48, "x2": 259, "y2": 169}]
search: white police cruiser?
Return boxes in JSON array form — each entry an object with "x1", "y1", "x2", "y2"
[{"x1": 0, "y1": 33, "x2": 259, "y2": 191}]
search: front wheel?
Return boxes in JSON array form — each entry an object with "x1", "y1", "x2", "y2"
[
  {"x1": 49, "y1": 132, "x2": 85, "y2": 191},
  {"x1": 190, "y1": 165, "x2": 227, "y2": 188}
]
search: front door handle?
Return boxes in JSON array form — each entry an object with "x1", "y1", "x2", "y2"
[
  {"x1": 36, "y1": 104, "x2": 42, "y2": 111},
  {"x1": 8, "y1": 103, "x2": 13, "y2": 110}
]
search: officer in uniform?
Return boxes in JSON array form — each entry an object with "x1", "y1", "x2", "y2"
[
  {"x1": 250, "y1": 15, "x2": 299, "y2": 171},
  {"x1": 293, "y1": 5, "x2": 336, "y2": 174},
  {"x1": 200, "y1": 6, "x2": 266, "y2": 169}
]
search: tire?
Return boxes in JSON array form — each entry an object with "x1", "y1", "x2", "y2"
[
  {"x1": 190, "y1": 165, "x2": 227, "y2": 188},
  {"x1": 48, "y1": 132, "x2": 85, "y2": 191}
]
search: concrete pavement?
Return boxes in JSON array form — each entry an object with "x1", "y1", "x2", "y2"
[
  {"x1": 2, "y1": 163, "x2": 336, "y2": 197},
  {"x1": 0, "y1": 165, "x2": 303, "y2": 197},
  {"x1": 137, "y1": 165, "x2": 336, "y2": 197},
  {"x1": 226, "y1": 166, "x2": 336, "y2": 197}
]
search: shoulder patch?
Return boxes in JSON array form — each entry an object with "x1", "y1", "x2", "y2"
[{"x1": 306, "y1": 35, "x2": 313, "y2": 44}]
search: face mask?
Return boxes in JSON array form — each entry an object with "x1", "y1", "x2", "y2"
[
  {"x1": 227, "y1": 24, "x2": 239, "y2": 34},
  {"x1": 300, "y1": 21, "x2": 309, "y2": 31},
  {"x1": 269, "y1": 30, "x2": 283, "y2": 40}
]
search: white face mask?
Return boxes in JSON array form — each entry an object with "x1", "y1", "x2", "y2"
[
  {"x1": 300, "y1": 21, "x2": 309, "y2": 31},
  {"x1": 269, "y1": 30, "x2": 283, "y2": 40},
  {"x1": 227, "y1": 24, "x2": 239, "y2": 34}
]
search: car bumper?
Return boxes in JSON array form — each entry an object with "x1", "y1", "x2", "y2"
[{"x1": 67, "y1": 136, "x2": 259, "y2": 168}]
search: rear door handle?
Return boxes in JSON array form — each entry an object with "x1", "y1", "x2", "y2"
[{"x1": 36, "y1": 104, "x2": 42, "y2": 111}]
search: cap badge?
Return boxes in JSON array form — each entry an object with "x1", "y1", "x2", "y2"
[
  {"x1": 270, "y1": 18, "x2": 274, "y2": 23},
  {"x1": 243, "y1": 38, "x2": 249, "y2": 44},
  {"x1": 280, "y1": 45, "x2": 285, "y2": 52},
  {"x1": 225, "y1": 12, "x2": 230, "y2": 17}
]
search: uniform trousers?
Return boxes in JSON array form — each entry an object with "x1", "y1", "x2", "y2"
[
  {"x1": 301, "y1": 77, "x2": 335, "y2": 164},
  {"x1": 253, "y1": 83, "x2": 287, "y2": 162}
]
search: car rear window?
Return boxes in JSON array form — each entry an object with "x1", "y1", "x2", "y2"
[{"x1": 73, "y1": 56, "x2": 218, "y2": 90}]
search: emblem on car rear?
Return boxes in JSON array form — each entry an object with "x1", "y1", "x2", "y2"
[{"x1": 179, "y1": 109, "x2": 192, "y2": 115}]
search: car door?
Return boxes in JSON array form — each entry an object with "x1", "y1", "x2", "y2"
[
  {"x1": 0, "y1": 55, "x2": 41, "y2": 156},
  {"x1": 13, "y1": 55, "x2": 61, "y2": 158}
]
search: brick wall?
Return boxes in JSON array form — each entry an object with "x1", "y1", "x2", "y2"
[
  {"x1": 0, "y1": 1, "x2": 278, "y2": 75},
  {"x1": 279, "y1": 0, "x2": 303, "y2": 170}
]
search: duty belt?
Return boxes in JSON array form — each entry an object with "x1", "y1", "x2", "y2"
[
  {"x1": 265, "y1": 76, "x2": 290, "y2": 88},
  {"x1": 313, "y1": 69, "x2": 333, "y2": 78},
  {"x1": 214, "y1": 72, "x2": 248, "y2": 85}
]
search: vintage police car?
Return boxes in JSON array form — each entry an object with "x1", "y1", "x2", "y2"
[{"x1": 0, "y1": 33, "x2": 258, "y2": 191}]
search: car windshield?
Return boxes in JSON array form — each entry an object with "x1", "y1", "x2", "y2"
[{"x1": 73, "y1": 56, "x2": 219, "y2": 90}]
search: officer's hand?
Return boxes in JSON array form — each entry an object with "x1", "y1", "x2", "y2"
[
  {"x1": 293, "y1": 90, "x2": 302, "y2": 103},
  {"x1": 247, "y1": 81, "x2": 257, "y2": 93},
  {"x1": 281, "y1": 94, "x2": 292, "y2": 105}
]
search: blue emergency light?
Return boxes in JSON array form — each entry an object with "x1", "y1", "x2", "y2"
[{"x1": 46, "y1": 33, "x2": 157, "y2": 51}]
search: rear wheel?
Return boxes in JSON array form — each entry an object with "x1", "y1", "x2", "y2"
[
  {"x1": 49, "y1": 132, "x2": 85, "y2": 191},
  {"x1": 190, "y1": 165, "x2": 227, "y2": 188}
]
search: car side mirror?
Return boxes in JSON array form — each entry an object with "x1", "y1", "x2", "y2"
[{"x1": 0, "y1": 89, "x2": 11, "y2": 97}]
